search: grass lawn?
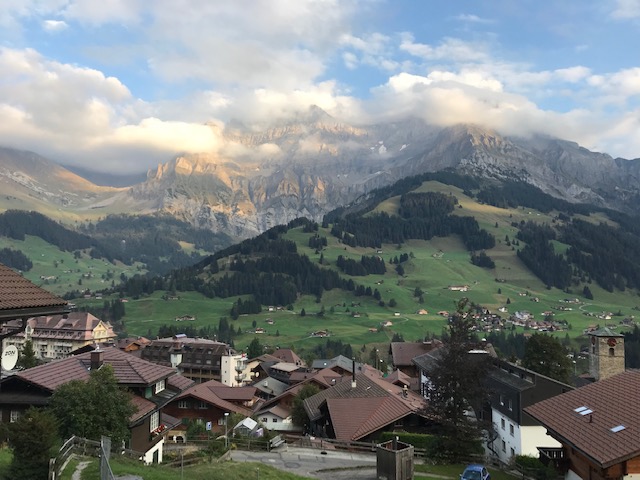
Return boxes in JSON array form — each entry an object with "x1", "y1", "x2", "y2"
[
  {"x1": 77, "y1": 457, "x2": 312, "y2": 480},
  {"x1": 0, "y1": 448, "x2": 11, "y2": 479}
]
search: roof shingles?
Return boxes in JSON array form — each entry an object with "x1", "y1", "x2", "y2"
[{"x1": 525, "y1": 369, "x2": 640, "y2": 468}]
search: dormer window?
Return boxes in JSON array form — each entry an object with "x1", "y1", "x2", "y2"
[{"x1": 155, "y1": 379, "x2": 165, "y2": 394}]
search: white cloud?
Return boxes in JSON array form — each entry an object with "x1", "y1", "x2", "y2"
[
  {"x1": 611, "y1": 0, "x2": 640, "y2": 19},
  {"x1": 42, "y1": 19, "x2": 68, "y2": 32},
  {"x1": 399, "y1": 34, "x2": 492, "y2": 63}
]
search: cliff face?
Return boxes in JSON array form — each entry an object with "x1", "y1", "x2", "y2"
[{"x1": 2, "y1": 111, "x2": 640, "y2": 239}]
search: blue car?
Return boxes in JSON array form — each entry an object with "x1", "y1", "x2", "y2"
[{"x1": 461, "y1": 464, "x2": 490, "y2": 480}]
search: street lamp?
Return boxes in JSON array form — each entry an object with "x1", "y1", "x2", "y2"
[{"x1": 224, "y1": 412, "x2": 229, "y2": 449}]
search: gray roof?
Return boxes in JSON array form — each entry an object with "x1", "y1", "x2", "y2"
[
  {"x1": 311, "y1": 355, "x2": 362, "y2": 372},
  {"x1": 588, "y1": 326, "x2": 624, "y2": 338},
  {"x1": 253, "y1": 377, "x2": 288, "y2": 397}
]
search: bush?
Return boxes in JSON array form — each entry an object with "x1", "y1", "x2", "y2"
[{"x1": 514, "y1": 455, "x2": 557, "y2": 480}]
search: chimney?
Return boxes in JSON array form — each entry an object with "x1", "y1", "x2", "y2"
[
  {"x1": 90, "y1": 349, "x2": 104, "y2": 370},
  {"x1": 351, "y1": 358, "x2": 357, "y2": 388}
]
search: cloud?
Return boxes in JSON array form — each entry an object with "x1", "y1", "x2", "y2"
[
  {"x1": 42, "y1": 19, "x2": 68, "y2": 32},
  {"x1": 611, "y1": 0, "x2": 640, "y2": 19},
  {"x1": 454, "y1": 13, "x2": 494, "y2": 24}
]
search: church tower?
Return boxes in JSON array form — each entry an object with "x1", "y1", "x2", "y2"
[{"x1": 588, "y1": 327, "x2": 625, "y2": 381}]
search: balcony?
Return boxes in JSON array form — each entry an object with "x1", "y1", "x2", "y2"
[
  {"x1": 538, "y1": 447, "x2": 569, "y2": 473},
  {"x1": 235, "y1": 372, "x2": 246, "y2": 382}
]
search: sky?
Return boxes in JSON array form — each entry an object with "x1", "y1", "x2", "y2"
[{"x1": 1, "y1": 0, "x2": 640, "y2": 174}]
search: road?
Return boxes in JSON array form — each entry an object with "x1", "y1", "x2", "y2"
[{"x1": 230, "y1": 445, "x2": 379, "y2": 479}]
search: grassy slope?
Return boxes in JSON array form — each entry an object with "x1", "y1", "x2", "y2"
[
  {"x1": 0, "y1": 235, "x2": 144, "y2": 297},
  {"x1": 61, "y1": 180, "x2": 640, "y2": 352}
]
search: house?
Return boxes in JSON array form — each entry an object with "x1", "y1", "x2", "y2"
[
  {"x1": 117, "y1": 336, "x2": 152, "y2": 355},
  {"x1": 389, "y1": 340, "x2": 443, "y2": 380},
  {"x1": 311, "y1": 355, "x2": 363, "y2": 376},
  {"x1": 525, "y1": 370, "x2": 640, "y2": 480},
  {"x1": 163, "y1": 379, "x2": 255, "y2": 441},
  {"x1": 484, "y1": 358, "x2": 573, "y2": 464},
  {"x1": 1, "y1": 311, "x2": 116, "y2": 361},
  {"x1": 270, "y1": 348, "x2": 306, "y2": 367},
  {"x1": 303, "y1": 367, "x2": 428, "y2": 442},
  {"x1": 254, "y1": 368, "x2": 348, "y2": 433},
  {"x1": 0, "y1": 347, "x2": 194, "y2": 463},
  {"x1": 252, "y1": 377, "x2": 289, "y2": 401},
  {"x1": 140, "y1": 335, "x2": 237, "y2": 384}
]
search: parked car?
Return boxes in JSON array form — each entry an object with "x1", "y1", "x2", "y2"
[{"x1": 461, "y1": 464, "x2": 490, "y2": 480}]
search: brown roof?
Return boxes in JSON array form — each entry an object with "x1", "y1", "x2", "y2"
[
  {"x1": 303, "y1": 371, "x2": 426, "y2": 442},
  {"x1": 0, "y1": 263, "x2": 68, "y2": 319},
  {"x1": 271, "y1": 348, "x2": 305, "y2": 366},
  {"x1": 2, "y1": 312, "x2": 116, "y2": 341},
  {"x1": 327, "y1": 396, "x2": 413, "y2": 441},
  {"x1": 390, "y1": 341, "x2": 441, "y2": 368},
  {"x1": 18, "y1": 346, "x2": 180, "y2": 390},
  {"x1": 174, "y1": 381, "x2": 253, "y2": 416},
  {"x1": 525, "y1": 369, "x2": 640, "y2": 468}
]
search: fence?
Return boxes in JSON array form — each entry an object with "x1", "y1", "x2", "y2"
[{"x1": 48, "y1": 436, "x2": 143, "y2": 480}]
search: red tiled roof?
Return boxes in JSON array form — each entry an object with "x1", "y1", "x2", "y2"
[
  {"x1": 0, "y1": 263, "x2": 68, "y2": 317},
  {"x1": 525, "y1": 370, "x2": 640, "y2": 468},
  {"x1": 18, "y1": 346, "x2": 180, "y2": 390}
]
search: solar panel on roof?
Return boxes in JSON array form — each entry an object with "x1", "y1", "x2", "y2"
[
  {"x1": 579, "y1": 409, "x2": 593, "y2": 415},
  {"x1": 574, "y1": 406, "x2": 588, "y2": 412},
  {"x1": 610, "y1": 425, "x2": 626, "y2": 433}
]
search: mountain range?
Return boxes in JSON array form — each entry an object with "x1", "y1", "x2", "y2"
[{"x1": 1, "y1": 107, "x2": 639, "y2": 240}]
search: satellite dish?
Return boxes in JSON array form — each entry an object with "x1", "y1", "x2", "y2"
[{"x1": 1, "y1": 345, "x2": 19, "y2": 370}]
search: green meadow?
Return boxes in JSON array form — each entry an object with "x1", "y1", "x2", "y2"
[{"x1": 46, "y1": 180, "x2": 640, "y2": 353}]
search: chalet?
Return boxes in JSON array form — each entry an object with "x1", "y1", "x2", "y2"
[
  {"x1": 311, "y1": 355, "x2": 363, "y2": 376},
  {"x1": 270, "y1": 348, "x2": 305, "y2": 367},
  {"x1": 255, "y1": 368, "x2": 343, "y2": 433},
  {"x1": 0, "y1": 347, "x2": 194, "y2": 463},
  {"x1": 526, "y1": 370, "x2": 640, "y2": 480},
  {"x1": 389, "y1": 340, "x2": 443, "y2": 381},
  {"x1": 303, "y1": 366, "x2": 428, "y2": 442},
  {"x1": 163, "y1": 379, "x2": 255, "y2": 441}
]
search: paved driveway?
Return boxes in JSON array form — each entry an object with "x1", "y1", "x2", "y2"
[{"x1": 230, "y1": 446, "x2": 379, "y2": 479}]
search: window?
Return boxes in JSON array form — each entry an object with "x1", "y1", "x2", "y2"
[
  {"x1": 272, "y1": 418, "x2": 278, "y2": 422},
  {"x1": 178, "y1": 400, "x2": 188, "y2": 409},
  {"x1": 501, "y1": 440, "x2": 506, "y2": 452},
  {"x1": 262, "y1": 417, "x2": 268, "y2": 422},
  {"x1": 508, "y1": 399, "x2": 513, "y2": 411},
  {"x1": 10, "y1": 410, "x2": 20, "y2": 423},
  {"x1": 198, "y1": 401, "x2": 208, "y2": 409},
  {"x1": 218, "y1": 417, "x2": 226, "y2": 426},
  {"x1": 510, "y1": 448, "x2": 515, "y2": 457},
  {"x1": 510, "y1": 424, "x2": 514, "y2": 436},
  {"x1": 155, "y1": 379, "x2": 165, "y2": 394},
  {"x1": 609, "y1": 347, "x2": 615, "y2": 356},
  {"x1": 150, "y1": 411, "x2": 159, "y2": 432},
  {"x1": 499, "y1": 394, "x2": 505, "y2": 406},
  {"x1": 501, "y1": 419, "x2": 505, "y2": 430}
]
